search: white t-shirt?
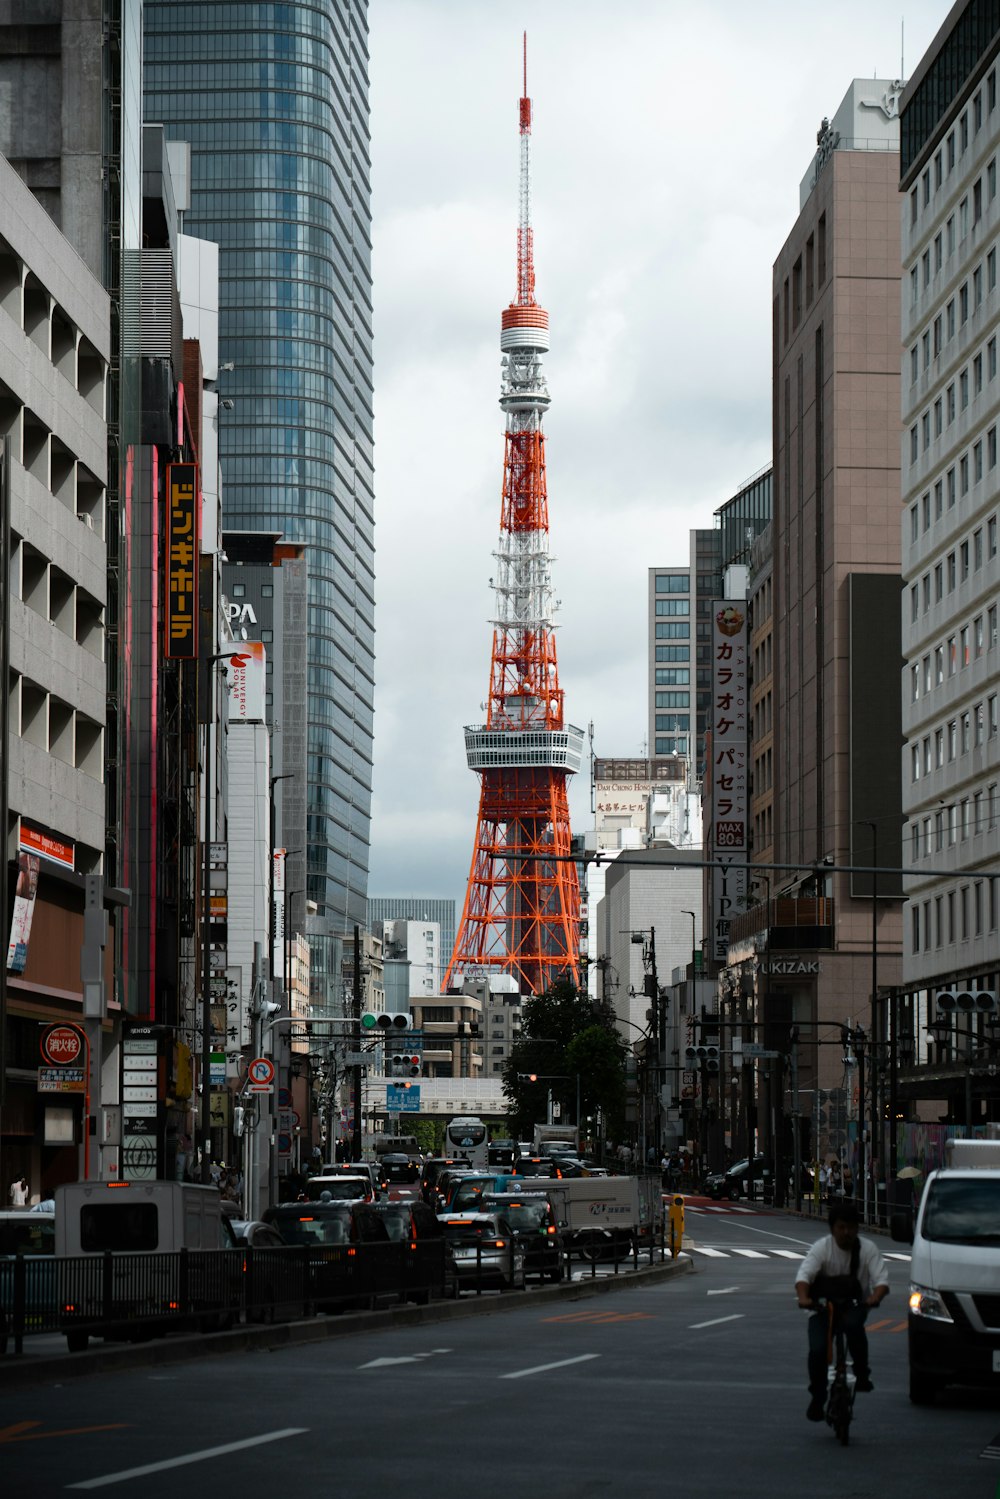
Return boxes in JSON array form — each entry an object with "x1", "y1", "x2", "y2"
[{"x1": 795, "y1": 1234, "x2": 889, "y2": 1299}]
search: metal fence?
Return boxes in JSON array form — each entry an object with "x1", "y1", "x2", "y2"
[{"x1": 0, "y1": 1239, "x2": 447, "y2": 1356}]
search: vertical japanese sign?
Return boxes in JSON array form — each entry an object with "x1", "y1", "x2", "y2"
[
  {"x1": 165, "y1": 462, "x2": 199, "y2": 658},
  {"x1": 7, "y1": 852, "x2": 40, "y2": 973},
  {"x1": 273, "y1": 848, "x2": 286, "y2": 981},
  {"x1": 710, "y1": 602, "x2": 749, "y2": 960}
]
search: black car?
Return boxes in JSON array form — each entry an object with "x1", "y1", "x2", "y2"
[
  {"x1": 480, "y1": 1192, "x2": 564, "y2": 1282},
  {"x1": 382, "y1": 1153, "x2": 420, "y2": 1185},
  {"x1": 420, "y1": 1157, "x2": 471, "y2": 1204},
  {"x1": 703, "y1": 1156, "x2": 772, "y2": 1201}
]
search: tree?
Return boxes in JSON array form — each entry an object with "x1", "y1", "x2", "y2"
[{"x1": 502, "y1": 980, "x2": 624, "y2": 1143}]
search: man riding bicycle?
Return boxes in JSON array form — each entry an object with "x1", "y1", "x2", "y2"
[{"x1": 795, "y1": 1201, "x2": 889, "y2": 1421}]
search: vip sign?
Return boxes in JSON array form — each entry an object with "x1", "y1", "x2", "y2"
[
  {"x1": 165, "y1": 463, "x2": 199, "y2": 659},
  {"x1": 227, "y1": 641, "x2": 267, "y2": 721}
]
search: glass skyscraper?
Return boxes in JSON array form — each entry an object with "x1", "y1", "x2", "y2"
[{"x1": 144, "y1": 1, "x2": 375, "y2": 935}]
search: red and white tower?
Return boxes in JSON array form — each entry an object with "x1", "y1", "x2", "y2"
[{"x1": 445, "y1": 42, "x2": 583, "y2": 998}]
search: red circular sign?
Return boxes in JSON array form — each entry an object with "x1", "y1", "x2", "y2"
[{"x1": 41, "y1": 1024, "x2": 83, "y2": 1066}]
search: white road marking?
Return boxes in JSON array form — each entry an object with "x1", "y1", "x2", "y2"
[
  {"x1": 884, "y1": 1252, "x2": 912, "y2": 1261},
  {"x1": 689, "y1": 1314, "x2": 745, "y2": 1330},
  {"x1": 688, "y1": 1245, "x2": 729, "y2": 1257},
  {"x1": 500, "y1": 1354, "x2": 601, "y2": 1380},
  {"x1": 707, "y1": 1286, "x2": 741, "y2": 1295},
  {"x1": 66, "y1": 1430, "x2": 308, "y2": 1490},
  {"x1": 770, "y1": 1249, "x2": 805, "y2": 1260},
  {"x1": 729, "y1": 1248, "x2": 768, "y2": 1259}
]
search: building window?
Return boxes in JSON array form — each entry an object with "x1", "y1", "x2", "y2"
[
  {"x1": 990, "y1": 248, "x2": 998, "y2": 291},
  {"x1": 975, "y1": 353, "x2": 983, "y2": 394},
  {"x1": 961, "y1": 539, "x2": 970, "y2": 579},
  {"x1": 910, "y1": 427, "x2": 918, "y2": 464},
  {"x1": 934, "y1": 560, "x2": 944, "y2": 598},
  {"x1": 960, "y1": 369, "x2": 969, "y2": 409},
  {"x1": 947, "y1": 384, "x2": 956, "y2": 423},
  {"x1": 934, "y1": 397, "x2": 943, "y2": 436},
  {"x1": 655, "y1": 599, "x2": 689, "y2": 615},
  {"x1": 975, "y1": 528, "x2": 984, "y2": 568},
  {"x1": 947, "y1": 551, "x2": 956, "y2": 591},
  {"x1": 934, "y1": 314, "x2": 942, "y2": 356},
  {"x1": 960, "y1": 283, "x2": 969, "y2": 323},
  {"x1": 947, "y1": 131, "x2": 955, "y2": 171},
  {"x1": 655, "y1": 574, "x2": 690, "y2": 593},
  {"x1": 990, "y1": 337, "x2": 998, "y2": 380},
  {"x1": 975, "y1": 442, "x2": 984, "y2": 482},
  {"x1": 922, "y1": 167, "x2": 931, "y2": 206},
  {"x1": 912, "y1": 906, "x2": 920, "y2": 953},
  {"x1": 231, "y1": 583, "x2": 246, "y2": 598},
  {"x1": 960, "y1": 197, "x2": 969, "y2": 239},
  {"x1": 961, "y1": 112, "x2": 969, "y2": 152},
  {"x1": 947, "y1": 214, "x2": 955, "y2": 254},
  {"x1": 947, "y1": 300, "x2": 956, "y2": 338},
  {"x1": 960, "y1": 454, "x2": 969, "y2": 494}
]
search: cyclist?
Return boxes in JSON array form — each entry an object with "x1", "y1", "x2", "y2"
[{"x1": 794, "y1": 1200, "x2": 889, "y2": 1421}]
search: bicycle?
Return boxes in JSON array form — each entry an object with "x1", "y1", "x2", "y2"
[{"x1": 821, "y1": 1296, "x2": 857, "y2": 1446}]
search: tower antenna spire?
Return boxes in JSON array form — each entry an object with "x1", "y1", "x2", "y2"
[{"x1": 516, "y1": 31, "x2": 535, "y2": 307}]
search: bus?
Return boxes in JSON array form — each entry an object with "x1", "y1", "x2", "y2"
[{"x1": 444, "y1": 1116, "x2": 489, "y2": 1170}]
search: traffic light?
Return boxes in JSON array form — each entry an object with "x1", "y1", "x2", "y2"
[
  {"x1": 684, "y1": 1047, "x2": 698, "y2": 1069},
  {"x1": 517, "y1": 1072, "x2": 540, "y2": 1082},
  {"x1": 937, "y1": 989, "x2": 997, "y2": 1013},
  {"x1": 703, "y1": 1044, "x2": 721, "y2": 1074},
  {"x1": 391, "y1": 1053, "x2": 421, "y2": 1077},
  {"x1": 361, "y1": 1011, "x2": 413, "y2": 1031}
]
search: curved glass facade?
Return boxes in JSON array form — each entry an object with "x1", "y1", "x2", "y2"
[{"x1": 144, "y1": 1, "x2": 375, "y2": 932}]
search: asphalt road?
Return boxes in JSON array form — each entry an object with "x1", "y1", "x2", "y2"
[{"x1": 3, "y1": 1205, "x2": 999, "y2": 1499}]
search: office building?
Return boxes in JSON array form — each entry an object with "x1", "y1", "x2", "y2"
[
  {"x1": 898, "y1": 6, "x2": 1000, "y2": 1129},
  {"x1": 144, "y1": 1, "x2": 376, "y2": 942},
  {"x1": 648, "y1": 472, "x2": 771, "y2": 781},
  {"x1": 726, "y1": 79, "x2": 905, "y2": 1174},
  {"x1": 368, "y1": 897, "x2": 457, "y2": 992}
]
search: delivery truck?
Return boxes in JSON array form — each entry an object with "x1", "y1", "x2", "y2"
[{"x1": 527, "y1": 1173, "x2": 657, "y2": 1259}]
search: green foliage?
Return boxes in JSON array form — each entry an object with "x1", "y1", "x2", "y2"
[{"x1": 501, "y1": 980, "x2": 625, "y2": 1142}]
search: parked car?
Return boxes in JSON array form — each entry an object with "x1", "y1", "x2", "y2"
[
  {"x1": 703, "y1": 1156, "x2": 773, "y2": 1201},
  {"x1": 439, "y1": 1212, "x2": 527, "y2": 1291},
  {"x1": 480, "y1": 1192, "x2": 564, "y2": 1282}
]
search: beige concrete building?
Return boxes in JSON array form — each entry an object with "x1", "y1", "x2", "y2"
[{"x1": 728, "y1": 80, "x2": 906, "y2": 1180}]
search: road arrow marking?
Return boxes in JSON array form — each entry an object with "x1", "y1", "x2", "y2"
[{"x1": 359, "y1": 1350, "x2": 452, "y2": 1369}]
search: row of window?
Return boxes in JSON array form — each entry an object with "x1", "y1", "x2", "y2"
[
  {"x1": 654, "y1": 645, "x2": 689, "y2": 663},
  {"x1": 909, "y1": 68, "x2": 998, "y2": 230},
  {"x1": 653, "y1": 574, "x2": 689, "y2": 593},
  {"x1": 909, "y1": 162, "x2": 997, "y2": 311},
  {"x1": 908, "y1": 368, "x2": 1000, "y2": 493},
  {"x1": 910, "y1": 877, "x2": 999, "y2": 954},
  {"x1": 909, "y1": 243, "x2": 997, "y2": 379},
  {"x1": 654, "y1": 736, "x2": 689, "y2": 756},
  {"x1": 910, "y1": 694, "x2": 999, "y2": 784},
  {"x1": 910, "y1": 609, "x2": 999, "y2": 708},
  {"x1": 911, "y1": 780, "x2": 1000, "y2": 857},
  {"x1": 654, "y1": 692, "x2": 690, "y2": 708},
  {"x1": 908, "y1": 536, "x2": 998, "y2": 626},
  {"x1": 908, "y1": 329, "x2": 999, "y2": 469}
]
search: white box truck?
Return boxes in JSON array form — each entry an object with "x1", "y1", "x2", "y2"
[
  {"x1": 530, "y1": 1174, "x2": 656, "y2": 1258},
  {"x1": 891, "y1": 1138, "x2": 1000, "y2": 1403},
  {"x1": 54, "y1": 1180, "x2": 230, "y2": 1351},
  {"x1": 55, "y1": 1179, "x2": 224, "y2": 1256}
]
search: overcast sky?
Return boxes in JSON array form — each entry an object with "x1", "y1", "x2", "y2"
[{"x1": 365, "y1": 0, "x2": 947, "y2": 914}]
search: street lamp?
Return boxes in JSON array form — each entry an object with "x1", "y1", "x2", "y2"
[{"x1": 681, "y1": 911, "x2": 697, "y2": 976}]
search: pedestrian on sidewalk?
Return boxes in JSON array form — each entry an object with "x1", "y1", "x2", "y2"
[{"x1": 9, "y1": 1176, "x2": 28, "y2": 1208}]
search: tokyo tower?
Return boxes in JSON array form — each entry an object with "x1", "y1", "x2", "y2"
[{"x1": 445, "y1": 40, "x2": 583, "y2": 998}]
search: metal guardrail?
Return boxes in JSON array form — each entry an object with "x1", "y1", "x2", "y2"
[{"x1": 0, "y1": 1239, "x2": 447, "y2": 1356}]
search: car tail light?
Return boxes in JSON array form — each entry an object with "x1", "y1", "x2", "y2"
[
  {"x1": 63, "y1": 1302, "x2": 77, "y2": 1314},
  {"x1": 546, "y1": 1225, "x2": 556, "y2": 1235},
  {"x1": 495, "y1": 1240, "x2": 505, "y2": 1249},
  {"x1": 347, "y1": 1247, "x2": 357, "y2": 1258}
]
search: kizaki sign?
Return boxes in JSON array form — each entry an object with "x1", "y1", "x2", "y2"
[{"x1": 227, "y1": 642, "x2": 267, "y2": 722}]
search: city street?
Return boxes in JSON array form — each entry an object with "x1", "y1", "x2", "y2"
[{"x1": 2, "y1": 1207, "x2": 998, "y2": 1498}]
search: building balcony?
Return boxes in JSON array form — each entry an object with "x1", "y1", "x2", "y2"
[{"x1": 727, "y1": 897, "x2": 836, "y2": 952}]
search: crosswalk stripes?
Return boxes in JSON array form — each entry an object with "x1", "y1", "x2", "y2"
[{"x1": 685, "y1": 1245, "x2": 911, "y2": 1263}]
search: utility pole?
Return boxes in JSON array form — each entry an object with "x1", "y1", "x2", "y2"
[{"x1": 352, "y1": 924, "x2": 363, "y2": 1162}]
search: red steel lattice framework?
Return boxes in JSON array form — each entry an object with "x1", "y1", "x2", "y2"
[{"x1": 445, "y1": 41, "x2": 583, "y2": 998}]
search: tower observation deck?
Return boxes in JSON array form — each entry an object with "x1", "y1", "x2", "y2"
[{"x1": 444, "y1": 41, "x2": 583, "y2": 998}]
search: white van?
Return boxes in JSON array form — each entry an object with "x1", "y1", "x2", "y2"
[
  {"x1": 55, "y1": 1180, "x2": 224, "y2": 1256},
  {"x1": 891, "y1": 1138, "x2": 1000, "y2": 1403}
]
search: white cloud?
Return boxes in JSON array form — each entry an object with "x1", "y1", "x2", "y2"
[{"x1": 367, "y1": 0, "x2": 946, "y2": 909}]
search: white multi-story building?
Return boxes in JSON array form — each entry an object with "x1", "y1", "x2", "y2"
[{"x1": 900, "y1": 30, "x2": 1000, "y2": 1032}]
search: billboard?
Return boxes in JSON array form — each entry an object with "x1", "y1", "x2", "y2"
[
  {"x1": 710, "y1": 601, "x2": 749, "y2": 960},
  {"x1": 227, "y1": 642, "x2": 267, "y2": 722},
  {"x1": 165, "y1": 463, "x2": 199, "y2": 659}
]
